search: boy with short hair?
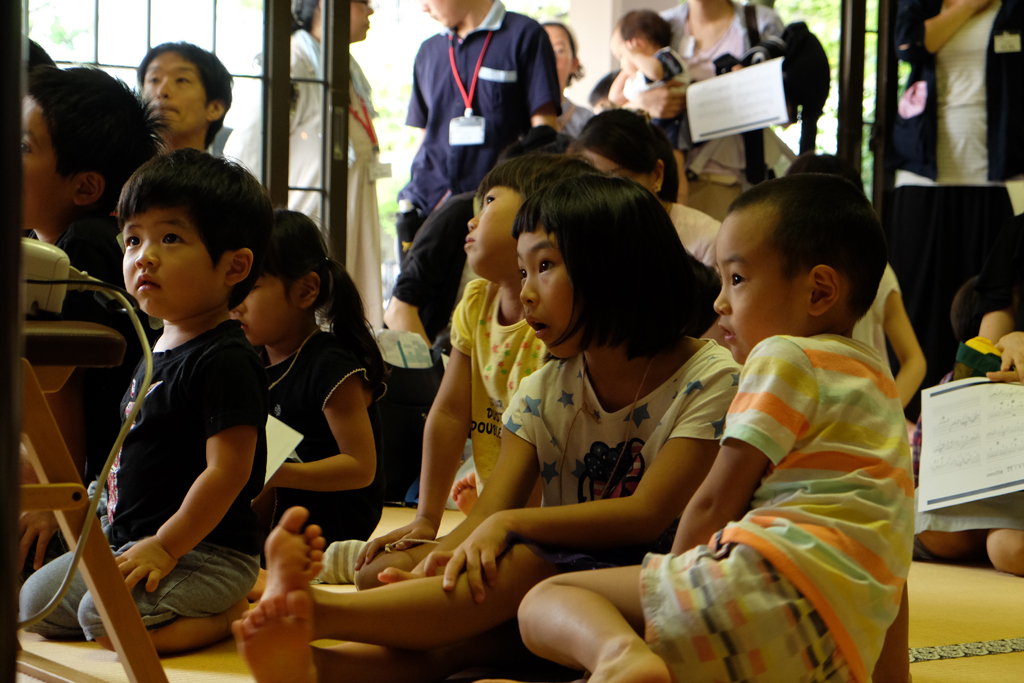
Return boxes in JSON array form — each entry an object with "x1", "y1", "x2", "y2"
[
  {"x1": 20, "y1": 149, "x2": 273, "y2": 654},
  {"x1": 138, "y1": 41, "x2": 233, "y2": 152},
  {"x1": 506, "y1": 174, "x2": 914, "y2": 683},
  {"x1": 19, "y1": 66, "x2": 164, "y2": 575}
]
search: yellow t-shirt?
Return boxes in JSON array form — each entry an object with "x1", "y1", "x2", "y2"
[{"x1": 450, "y1": 279, "x2": 546, "y2": 483}]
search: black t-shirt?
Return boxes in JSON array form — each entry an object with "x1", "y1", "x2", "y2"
[
  {"x1": 391, "y1": 191, "x2": 476, "y2": 342},
  {"x1": 31, "y1": 217, "x2": 155, "y2": 481},
  {"x1": 107, "y1": 320, "x2": 267, "y2": 555},
  {"x1": 268, "y1": 332, "x2": 385, "y2": 544},
  {"x1": 975, "y1": 213, "x2": 1024, "y2": 331}
]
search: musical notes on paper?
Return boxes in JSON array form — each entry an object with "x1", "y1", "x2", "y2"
[{"x1": 919, "y1": 379, "x2": 1024, "y2": 511}]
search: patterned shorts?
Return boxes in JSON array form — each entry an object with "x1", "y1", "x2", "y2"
[{"x1": 641, "y1": 543, "x2": 855, "y2": 683}]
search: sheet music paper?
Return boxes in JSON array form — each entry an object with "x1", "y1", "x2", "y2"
[
  {"x1": 918, "y1": 378, "x2": 1024, "y2": 511},
  {"x1": 686, "y1": 57, "x2": 789, "y2": 143}
]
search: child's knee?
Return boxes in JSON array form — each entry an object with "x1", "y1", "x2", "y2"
[
  {"x1": 916, "y1": 529, "x2": 987, "y2": 560},
  {"x1": 987, "y1": 529, "x2": 1024, "y2": 576},
  {"x1": 354, "y1": 550, "x2": 418, "y2": 590}
]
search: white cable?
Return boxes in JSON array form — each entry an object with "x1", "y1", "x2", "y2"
[{"x1": 18, "y1": 273, "x2": 153, "y2": 630}]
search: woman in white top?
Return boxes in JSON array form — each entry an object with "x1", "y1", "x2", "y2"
[
  {"x1": 887, "y1": 0, "x2": 1022, "y2": 416},
  {"x1": 543, "y1": 22, "x2": 594, "y2": 139}
]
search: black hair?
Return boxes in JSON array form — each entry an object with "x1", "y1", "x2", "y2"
[
  {"x1": 292, "y1": 0, "x2": 320, "y2": 33},
  {"x1": 116, "y1": 148, "x2": 273, "y2": 308},
  {"x1": 28, "y1": 66, "x2": 165, "y2": 216},
  {"x1": 571, "y1": 109, "x2": 678, "y2": 203},
  {"x1": 263, "y1": 209, "x2": 386, "y2": 392},
  {"x1": 542, "y1": 21, "x2": 585, "y2": 85},
  {"x1": 786, "y1": 152, "x2": 864, "y2": 192},
  {"x1": 137, "y1": 42, "x2": 233, "y2": 149},
  {"x1": 512, "y1": 175, "x2": 697, "y2": 359},
  {"x1": 477, "y1": 153, "x2": 598, "y2": 204},
  {"x1": 588, "y1": 70, "x2": 620, "y2": 108},
  {"x1": 28, "y1": 40, "x2": 55, "y2": 70},
  {"x1": 617, "y1": 10, "x2": 673, "y2": 48},
  {"x1": 729, "y1": 174, "x2": 887, "y2": 319},
  {"x1": 951, "y1": 275, "x2": 982, "y2": 343},
  {"x1": 497, "y1": 125, "x2": 572, "y2": 161},
  {"x1": 688, "y1": 254, "x2": 722, "y2": 337}
]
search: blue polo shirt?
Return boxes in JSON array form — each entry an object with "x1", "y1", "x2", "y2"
[{"x1": 399, "y1": 1, "x2": 561, "y2": 214}]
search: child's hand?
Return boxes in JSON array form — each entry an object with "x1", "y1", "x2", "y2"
[
  {"x1": 117, "y1": 536, "x2": 177, "y2": 593},
  {"x1": 987, "y1": 331, "x2": 1024, "y2": 383},
  {"x1": 357, "y1": 517, "x2": 440, "y2": 569},
  {"x1": 442, "y1": 513, "x2": 512, "y2": 602},
  {"x1": 19, "y1": 510, "x2": 60, "y2": 571}
]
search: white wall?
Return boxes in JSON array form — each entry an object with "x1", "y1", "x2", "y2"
[{"x1": 565, "y1": 0, "x2": 678, "y2": 107}]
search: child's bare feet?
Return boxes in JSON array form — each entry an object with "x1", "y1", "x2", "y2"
[
  {"x1": 261, "y1": 507, "x2": 326, "y2": 605},
  {"x1": 451, "y1": 472, "x2": 479, "y2": 515},
  {"x1": 248, "y1": 568, "x2": 268, "y2": 601},
  {"x1": 589, "y1": 638, "x2": 670, "y2": 683},
  {"x1": 234, "y1": 590, "x2": 317, "y2": 683}
]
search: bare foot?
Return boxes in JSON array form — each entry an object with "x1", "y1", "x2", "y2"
[
  {"x1": 261, "y1": 507, "x2": 326, "y2": 606},
  {"x1": 249, "y1": 568, "x2": 268, "y2": 602},
  {"x1": 451, "y1": 472, "x2": 479, "y2": 515},
  {"x1": 590, "y1": 638, "x2": 670, "y2": 683},
  {"x1": 234, "y1": 590, "x2": 317, "y2": 683}
]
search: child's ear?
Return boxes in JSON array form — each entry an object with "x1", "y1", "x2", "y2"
[
  {"x1": 293, "y1": 271, "x2": 321, "y2": 310},
  {"x1": 71, "y1": 171, "x2": 106, "y2": 209},
  {"x1": 807, "y1": 265, "x2": 842, "y2": 316},
  {"x1": 652, "y1": 159, "x2": 665, "y2": 195},
  {"x1": 222, "y1": 248, "x2": 254, "y2": 287}
]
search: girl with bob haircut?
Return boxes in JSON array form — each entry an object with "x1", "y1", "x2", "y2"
[{"x1": 232, "y1": 175, "x2": 742, "y2": 683}]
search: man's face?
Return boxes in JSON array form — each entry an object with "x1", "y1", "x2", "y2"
[
  {"x1": 419, "y1": 0, "x2": 466, "y2": 29},
  {"x1": 142, "y1": 52, "x2": 223, "y2": 150}
]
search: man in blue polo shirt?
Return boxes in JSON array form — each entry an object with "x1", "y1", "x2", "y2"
[{"x1": 395, "y1": 0, "x2": 561, "y2": 254}]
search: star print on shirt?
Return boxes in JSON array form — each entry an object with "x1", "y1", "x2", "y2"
[
  {"x1": 711, "y1": 413, "x2": 727, "y2": 439},
  {"x1": 524, "y1": 395, "x2": 541, "y2": 415},
  {"x1": 557, "y1": 391, "x2": 574, "y2": 408},
  {"x1": 684, "y1": 380, "x2": 703, "y2": 395},
  {"x1": 505, "y1": 417, "x2": 522, "y2": 434},
  {"x1": 541, "y1": 461, "x2": 559, "y2": 484},
  {"x1": 550, "y1": 436, "x2": 559, "y2": 446},
  {"x1": 571, "y1": 459, "x2": 587, "y2": 479},
  {"x1": 623, "y1": 403, "x2": 651, "y2": 427},
  {"x1": 731, "y1": 373, "x2": 740, "y2": 386}
]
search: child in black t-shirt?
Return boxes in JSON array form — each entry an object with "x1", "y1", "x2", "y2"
[
  {"x1": 231, "y1": 210, "x2": 387, "y2": 599},
  {"x1": 19, "y1": 66, "x2": 164, "y2": 577},
  {"x1": 20, "y1": 149, "x2": 273, "y2": 654}
]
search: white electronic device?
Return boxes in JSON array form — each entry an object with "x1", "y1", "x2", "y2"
[{"x1": 22, "y1": 237, "x2": 70, "y2": 315}]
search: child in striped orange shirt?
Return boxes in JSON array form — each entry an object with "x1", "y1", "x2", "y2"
[{"x1": 506, "y1": 174, "x2": 914, "y2": 683}]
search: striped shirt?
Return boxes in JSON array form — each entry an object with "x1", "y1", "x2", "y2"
[{"x1": 719, "y1": 335, "x2": 915, "y2": 683}]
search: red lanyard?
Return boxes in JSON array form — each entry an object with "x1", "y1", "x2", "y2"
[
  {"x1": 449, "y1": 30, "x2": 493, "y2": 116},
  {"x1": 349, "y1": 96, "x2": 377, "y2": 146}
]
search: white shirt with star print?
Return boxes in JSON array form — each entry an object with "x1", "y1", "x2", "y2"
[{"x1": 504, "y1": 340, "x2": 740, "y2": 507}]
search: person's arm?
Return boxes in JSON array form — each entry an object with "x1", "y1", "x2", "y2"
[
  {"x1": 410, "y1": 127, "x2": 426, "y2": 156},
  {"x1": 979, "y1": 304, "x2": 1016, "y2": 343},
  {"x1": 383, "y1": 298, "x2": 431, "y2": 346},
  {"x1": 883, "y1": 291, "x2": 927, "y2": 408},
  {"x1": 923, "y1": 0, "x2": 992, "y2": 53},
  {"x1": 266, "y1": 375, "x2": 377, "y2": 491},
  {"x1": 530, "y1": 102, "x2": 558, "y2": 129},
  {"x1": 630, "y1": 82, "x2": 687, "y2": 120},
  {"x1": 627, "y1": 49, "x2": 667, "y2": 84},
  {"x1": 990, "y1": 331, "x2": 1024, "y2": 383},
  {"x1": 357, "y1": 349, "x2": 474, "y2": 566},
  {"x1": 671, "y1": 439, "x2": 769, "y2": 554},
  {"x1": 441, "y1": 435, "x2": 719, "y2": 601},
  {"x1": 608, "y1": 68, "x2": 633, "y2": 107},
  {"x1": 116, "y1": 424, "x2": 258, "y2": 592}
]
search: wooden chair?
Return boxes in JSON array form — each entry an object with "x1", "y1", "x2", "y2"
[{"x1": 17, "y1": 320, "x2": 168, "y2": 683}]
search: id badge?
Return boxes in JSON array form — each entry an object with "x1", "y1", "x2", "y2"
[
  {"x1": 994, "y1": 31, "x2": 1021, "y2": 54},
  {"x1": 369, "y1": 152, "x2": 392, "y2": 181},
  {"x1": 450, "y1": 115, "x2": 486, "y2": 146}
]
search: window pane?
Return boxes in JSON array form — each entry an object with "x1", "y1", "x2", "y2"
[
  {"x1": 97, "y1": 0, "x2": 147, "y2": 67},
  {"x1": 216, "y1": 0, "x2": 265, "y2": 76},
  {"x1": 27, "y1": 0, "x2": 97, "y2": 65},
  {"x1": 221, "y1": 75, "x2": 264, "y2": 183},
  {"x1": 99, "y1": 66, "x2": 140, "y2": 92},
  {"x1": 150, "y1": 0, "x2": 214, "y2": 51}
]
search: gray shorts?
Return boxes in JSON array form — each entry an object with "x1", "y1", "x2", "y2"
[{"x1": 19, "y1": 535, "x2": 258, "y2": 641}]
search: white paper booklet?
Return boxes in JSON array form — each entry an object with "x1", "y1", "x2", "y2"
[
  {"x1": 265, "y1": 415, "x2": 304, "y2": 485},
  {"x1": 686, "y1": 57, "x2": 789, "y2": 143},
  {"x1": 918, "y1": 378, "x2": 1024, "y2": 511}
]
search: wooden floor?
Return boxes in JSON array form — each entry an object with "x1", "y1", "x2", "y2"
[{"x1": 17, "y1": 506, "x2": 1024, "y2": 682}]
